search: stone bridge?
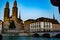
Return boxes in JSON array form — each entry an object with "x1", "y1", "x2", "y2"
[
  {"x1": 29, "y1": 32, "x2": 60, "y2": 37},
  {"x1": 2, "y1": 29, "x2": 60, "y2": 37}
]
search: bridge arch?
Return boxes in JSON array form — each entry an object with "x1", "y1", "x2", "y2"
[
  {"x1": 54, "y1": 34, "x2": 60, "y2": 38},
  {"x1": 42, "y1": 33, "x2": 50, "y2": 38},
  {"x1": 32, "y1": 33, "x2": 40, "y2": 37}
]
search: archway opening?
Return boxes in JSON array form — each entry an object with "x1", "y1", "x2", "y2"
[
  {"x1": 42, "y1": 33, "x2": 50, "y2": 38},
  {"x1": 54, "y1": 34, "x2": 60, "y2": 38},
  {"x1": 32, "y1": 33, "x2": 40, "y2": 37}
]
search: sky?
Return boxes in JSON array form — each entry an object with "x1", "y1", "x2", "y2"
[{"x1": 0, "y1": 0, "x2": 60, "y2": 23}]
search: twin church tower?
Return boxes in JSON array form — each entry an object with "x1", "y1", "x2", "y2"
[
  {"x1": 4, "y1": 0, "x2": 23, "y2": 29},
  {"x1": 4, "y1": 0, "x2": 18, "y2": 22}
]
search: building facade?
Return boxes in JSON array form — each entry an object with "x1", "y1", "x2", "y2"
[
  {"x1": 3, "y1": 0, "x2": 60, "y2": 33},
  {"x1": 0, "y1": 20, "x2": 3, "y2": 33},
  {"x1": 24, "y1": 17, "x2": 60, "y2": 32},
  {"x1": 3, "y1": 0, "x2": 23, "y2": 30}
]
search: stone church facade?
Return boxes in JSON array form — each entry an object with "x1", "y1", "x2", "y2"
[{"x1": 3, "y1": 1, "x2": 23, "y2": 30}]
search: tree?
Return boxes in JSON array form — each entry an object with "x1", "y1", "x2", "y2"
[{"x1": 50, "y1": 0, "x2": 60, "y2": 13}]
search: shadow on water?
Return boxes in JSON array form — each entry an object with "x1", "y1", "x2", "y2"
[
  {"x1": 53, "y1": 34, "x2": 60, "y2": 38},
  {"x1": 32, "y1": 33, "x2": 40, "y2": 37},
  {"x1": 3, "y1": 36, "x2": 60, "y2": 40},
  {"x1": 41, "y1": 33, "x2": 50, "y2": 38},
  {"x1": 0, "y1": 34, "x2": 2, "y2": 40}
]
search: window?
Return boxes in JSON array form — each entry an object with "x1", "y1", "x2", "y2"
[
  {"x1": 46, "y1": 22, "x2": 48, "y2": 28},
  {"x1": 43, "y1": 22, "x2": 51, "y2": 28},
  {"x1": 44, "y1": 22, "x2": 45, "y2": 28},
  {"x1": 39, "y1": 23, "x2": 41, "y2": 28},
  {"x1": 49, "y1": 22, "x2": 50, "y2": 28},
  {"x1": 50, "y1": 23, "x2": 52, "y2": 28}
]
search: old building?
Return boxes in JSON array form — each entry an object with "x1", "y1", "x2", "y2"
[
  {"x1": 24, "y1": 19, "x2": 35, "y2": 32},
  {"x1": 24, "y1": 17, "x2": 60, "y2": 32},
  {"x1": 4, "y1": 2, "x2": 10, "y2": 29},
  {"x1": 3, "y1": 0, "x2": 23, "y2": 30},
  {"x1": 0, "y1": 20, "x2": 3, "y2": 33},
  {"x1": 3, "y1": 0, "x2": 60, "y2": 33}
]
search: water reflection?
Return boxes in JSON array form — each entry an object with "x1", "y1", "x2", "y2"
[{"x1": 3, "y1": 36, "x2": 60, "y2": 40}]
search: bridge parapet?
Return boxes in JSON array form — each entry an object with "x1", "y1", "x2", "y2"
[{"x1": 29, "y1": 32, "x2": 60, "y2": 37}]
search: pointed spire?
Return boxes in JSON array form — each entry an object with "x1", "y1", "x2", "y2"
[
  {"x1": 13, "y1": 0, "x2": 17, "y2": 7},
  {"x1": 6, "y1": 1, "x2": 9, "y2": 8},
  {"x1": 53, "y1": 13, "x2": 55, "y2": 20},
  {"x1": 19, "y1": 12, "x2": 21, "y2": 19}
]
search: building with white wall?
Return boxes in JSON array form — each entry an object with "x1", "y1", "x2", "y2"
[{"x1": 24, "y1": 17, "x2": 60, "y2": 32}]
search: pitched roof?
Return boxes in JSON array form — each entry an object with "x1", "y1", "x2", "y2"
[{"x1": 36, "y1": 17, "x2": 59, "y2": 24}]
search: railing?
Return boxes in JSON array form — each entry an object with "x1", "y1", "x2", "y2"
[{"x1": 3, "y1": 29, "x2": 24, "y2": 33}]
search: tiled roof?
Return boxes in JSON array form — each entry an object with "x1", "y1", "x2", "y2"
[
  {"x1": 24, "y1": 19, "x2": 35, "y2": 22},
  {"x1": 36, "y1": 17, "x2": 59, "y2": 24}
]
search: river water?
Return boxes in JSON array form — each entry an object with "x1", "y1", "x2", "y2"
[{"x1": 3, "y1": 36, "x2": 60, "y2": 40}]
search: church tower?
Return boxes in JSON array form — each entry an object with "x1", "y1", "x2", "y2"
[
  {"x1": 4, "y1": 2, "x2": 10, "y2": 22},
  {"x1": 53, "y1": 13, "x2": 55, "y2": 20},
  {"x1": 12, "y1": 0, "x2": 18, "y2": 21},
  {"x1": 4, "y1": 2, "x2": 10, "y2": 29},
  {"x1": 19, "y1": 12, "x2": 21, "y2": 19}
]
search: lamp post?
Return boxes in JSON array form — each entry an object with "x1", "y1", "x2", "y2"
[{"x1": 50, "y1": 0, "x2": 60, "y2": 14}]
